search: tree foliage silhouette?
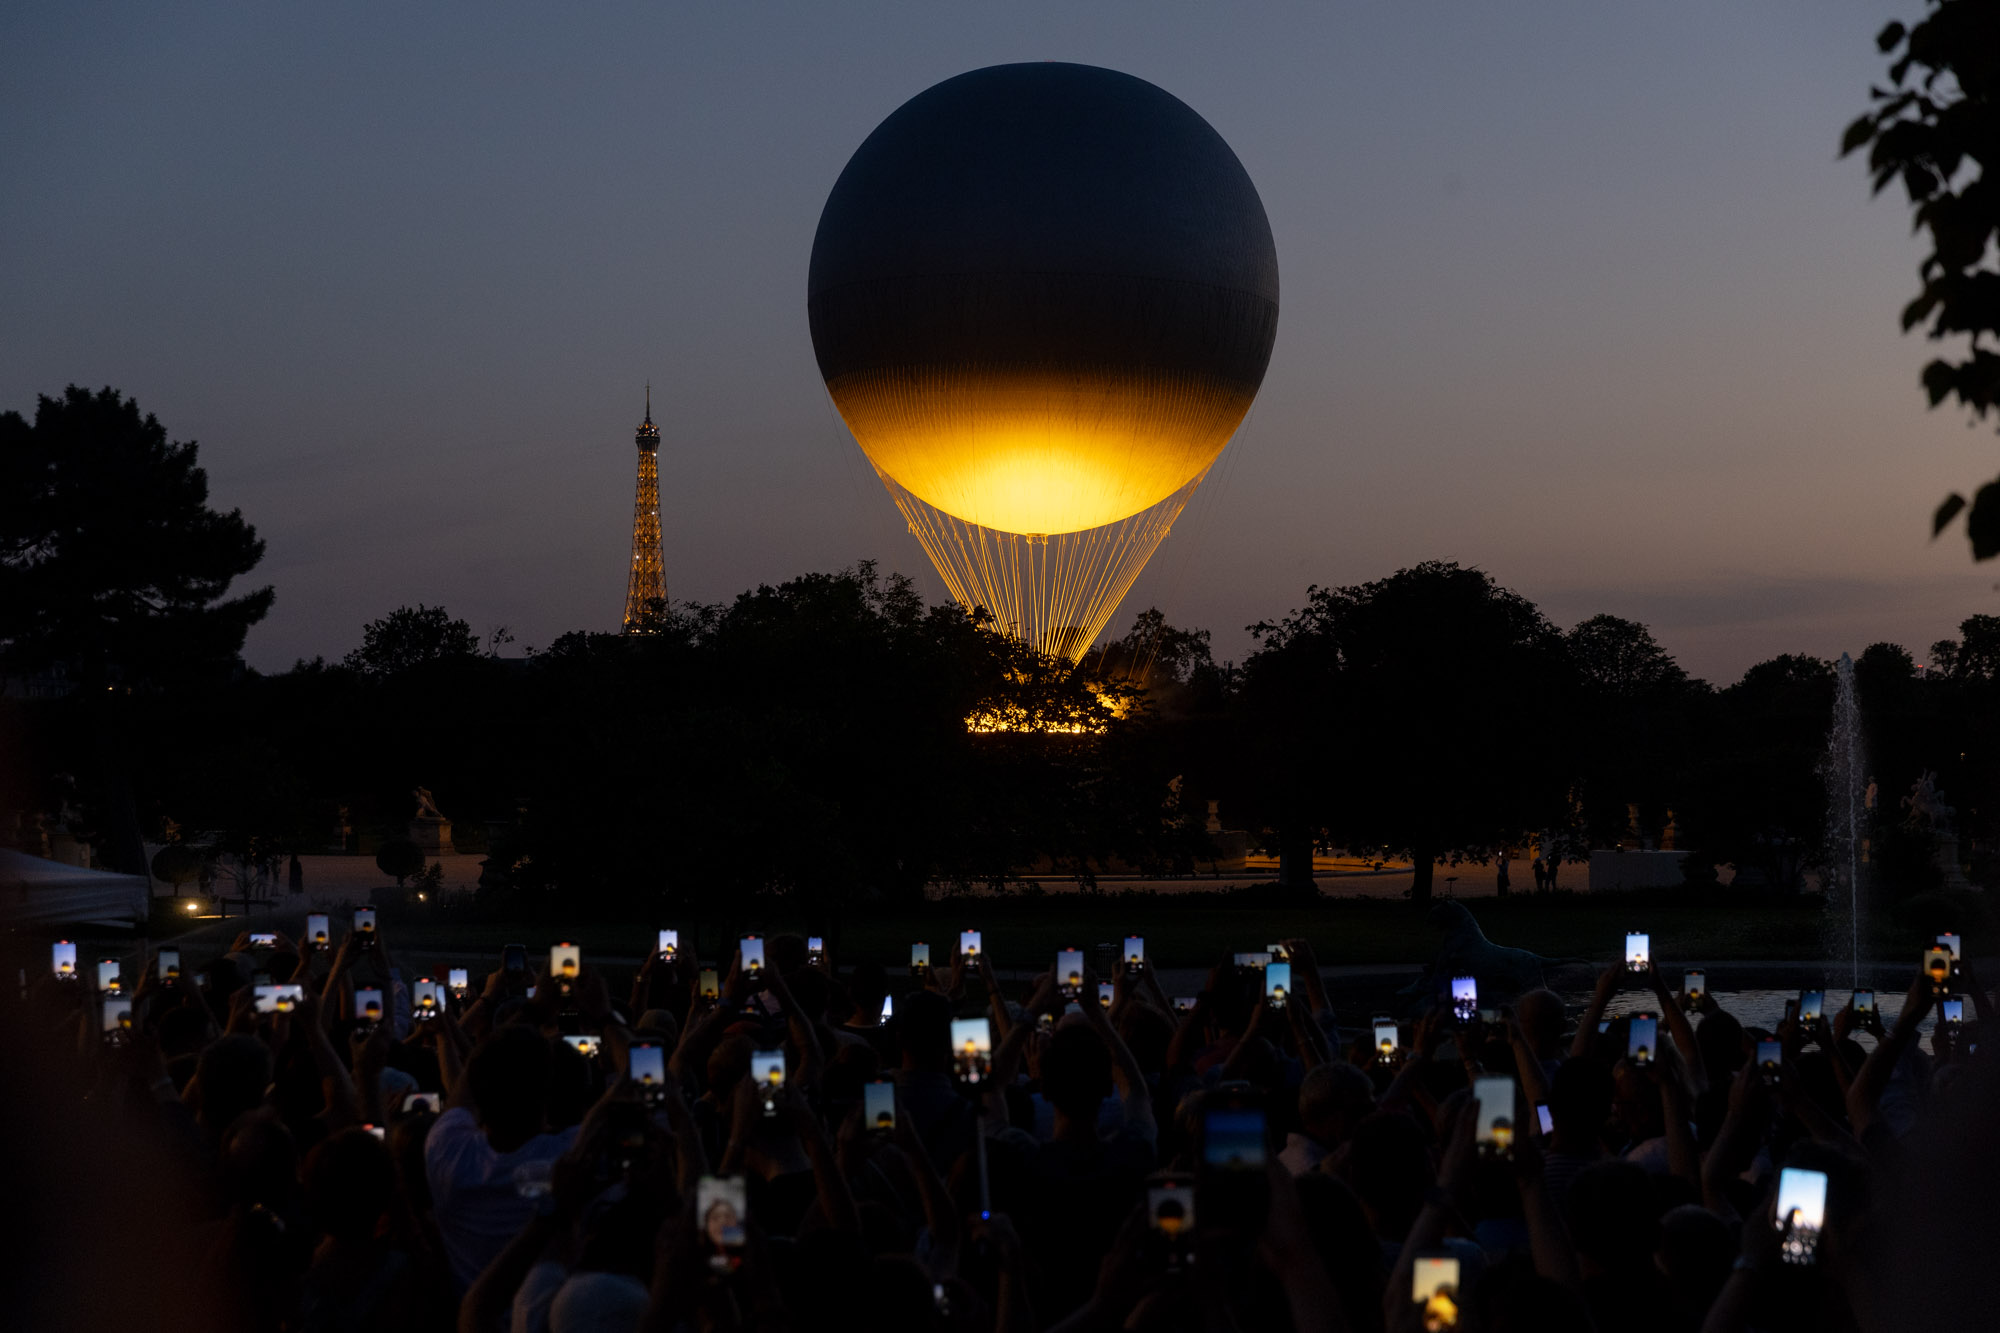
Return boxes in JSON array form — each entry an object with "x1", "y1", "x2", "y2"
[
  {"x1": 1841, "y1": 1, "x2": 2000, "y2": 555},
  {"x1": 1243, "y1": 562, "x2": 1578, "y2": 903},
  {"x1": 0, "y1": 385, "x2": 271, "y2": 682}
]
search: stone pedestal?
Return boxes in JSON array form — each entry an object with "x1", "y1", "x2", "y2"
[{"x1": 410, "y1": 818, "x2": 454, "y2": 857}]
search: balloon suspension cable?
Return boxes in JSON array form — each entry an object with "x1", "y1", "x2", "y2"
[{"x1": 877, "y1": 467, "x2": 1208, "y2": 663}]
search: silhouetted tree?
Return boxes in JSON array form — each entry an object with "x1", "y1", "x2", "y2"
[
  {"x1": 1840, "y1": 2, "x2": 1999, "y2": 554},
  {"x1": 1678, "y1": 655, "x2": 1835, "y2": 891},
  {"x1": 1565, "y1": 614, "x2": 1707, "y2": 848},
  {"x1": 1243, "y1": 562, "x2": 1578, "y2": 903},
  {"x1": 0, "y1": 386, "x2": 271, "y2": 871},
  {"x1": 0, "y1": 386, "x2": 272, "y2": 683},
  {"x1": 343, "y1": 605, "x2": 481, "y2": 677}
]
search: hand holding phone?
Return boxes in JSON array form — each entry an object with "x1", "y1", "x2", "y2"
[
  {"x1": 951, "y1": 1017, "x2": 993, "y2": 1084},
  {"x1": 1450, "y1": 976, "x2": 1477, "y2": 1024},
  {"x1": 739, "y1": 935, "x2": 765, "y2": 983},
  {"x1": 1057, "y1": 948, "x2": 1084, "y2": 999},
  {"x1": 630, "y1": 1042, "x2": 667, "y2": 1103},
  {"x1": 865, "y1": 1080, "x2": 896, "y2": 1135},
  {"x1": 1265, "y1": 961, "x2": 1291, "y2": 1010},
  {"x1": 352, "y1": 907, "x2": 378, "y2": 946},
  {"x1": 1473, "y1": 1075, "x2": 1516, "y2": 1157},
  {"x1": 1627, "y1": 1014, "x2": 1659, "y2": 1066},
  {"x1": 1775, "y1": 1166, "x2": 1827, "y2": 1265},
  {"x1": 1413, "y1": 1255, "x2": 1461, "y2": 1332},
  {"x1": 1625, "y1": 932, "x2": 1651, "y2": 973},
  {"x1": 1124, "y1": 936, "x2": 1145, "y2": 975},
  {"x1": 1374, "y1": 1017, "x2": 1399, "y2": 1064}
]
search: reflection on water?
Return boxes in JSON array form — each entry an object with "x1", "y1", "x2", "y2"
[{"x1": 1573, "y1": 988, "x2": 1928, "y2": 1054}]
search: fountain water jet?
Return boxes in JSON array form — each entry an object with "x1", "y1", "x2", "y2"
[{"x1": 1821, "y1": 653, "x2": 1866, "y2": 989}]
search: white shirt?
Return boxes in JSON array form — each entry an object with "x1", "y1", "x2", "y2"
[{"x1": 424, "y1": 1106, "x2": 579, "y2": 1290}]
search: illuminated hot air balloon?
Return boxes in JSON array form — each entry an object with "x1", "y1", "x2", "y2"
[{"x1": 809, "y1": 62, "x2": 1279, "y2": 661}]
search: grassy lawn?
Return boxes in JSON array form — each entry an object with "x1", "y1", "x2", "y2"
[{"x1": 118, "y1": 889, "x2": 1940, "y2": 974}]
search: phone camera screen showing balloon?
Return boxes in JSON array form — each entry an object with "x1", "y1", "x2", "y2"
[
  {"x1": 1775, "y1": 1167, "x2": 1827, "y2": 1264},
  {"x1": 1625, "y1": 933, "x2": 1650, "y2": 971}
]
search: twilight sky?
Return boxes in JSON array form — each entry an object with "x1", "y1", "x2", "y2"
[{"x1": 3, "y1": 2, "x2": 1990, "y2": 684}]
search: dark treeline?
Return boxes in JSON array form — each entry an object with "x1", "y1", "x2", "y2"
[{"x1": 4, "y1": 387, "x2": 1998, "y2": 925}]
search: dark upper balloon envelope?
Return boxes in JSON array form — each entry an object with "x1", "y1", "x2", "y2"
[{"x1": 808, "y1": 62, "x2": 1279, "y2": 536}]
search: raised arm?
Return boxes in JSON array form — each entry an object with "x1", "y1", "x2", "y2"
[
  {"x1": 1570, "y1": 966, "x2": 1619, "y2": 1059},
  {"x1": 1846, "y1": 972, "x2": 1933, "y2": 1141}
]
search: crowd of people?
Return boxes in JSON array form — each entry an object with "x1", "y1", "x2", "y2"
[{"x1": 8, "y1": 921, "x2": 1993, "y2": 1332}]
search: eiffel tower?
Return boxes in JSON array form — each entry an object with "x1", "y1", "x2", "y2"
[{"x1": 622, "y1": 387, "x2": 666, "y2": 633}]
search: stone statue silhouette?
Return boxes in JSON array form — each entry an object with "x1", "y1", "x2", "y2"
[
  {"x1": 413, "y1": 787, "x2": 445, "y2": 822},
  {"x1": 1903, "y1": 771, "x2": 1954, "y2": 829}
]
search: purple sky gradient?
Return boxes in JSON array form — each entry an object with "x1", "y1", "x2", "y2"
[{"x1": 3, "y1": 2, "x2": 1988, "y2": 684}]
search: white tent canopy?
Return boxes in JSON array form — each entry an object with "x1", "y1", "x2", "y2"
[{"x1": 0, "y1": 848, "x2": 149, "y2": 927}]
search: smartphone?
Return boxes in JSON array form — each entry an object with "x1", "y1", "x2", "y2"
[
  {"x1": 1450, "y1": 976, "x2": 1477, "y2": 1024},
  {"x1": 1775, "y1": 1166, "x2": 1828, "y2": 1265},
  {"x1": 1536, "y1": 1101, "x2": 1554, "y2": 1136},
  {"x1": 1095, "y1": 981, "x2": 1114, "y2": 1009},
  {"x1": 1413, "y1": 1254, "x2": 1462, "y2": 1331},
  {"x1": 1926, "y1": 946, "x2": 1952, "y2": 989},
  {"x1": 1374, "y1": 1017, "x2": 1399, "y2": 1063},
  {"x1": 96, "y1": 958, "x2": 121, "y2": 991},
  {"x1": 355, "y1": 987, "x2": 385, "y2": 1026},
  {"x1": 699, "y1": 968, "x2": 721, "y2": 1004},
  {"x1": 865, "y1": 1080, "x2": 896, "y2": 1134},
  {"x1": 1853, "y1": 989, "x2": 1876, "y2": 1017},
  {"x1": 1683, "y1": 969, "x2": 1705, "y2": 1007},
  {"x1": 630, "y1": 1041, "x2": 667, "y2": 1101},
  {"x1": 880, "y1": 993, "x2": 894, "y2": 1022},
  {"x1": 1796, "y1": 989, "x2": 1824, "y2": 1023},
  {"x1": 959, "y1": 929, "x2": 981, "y2": 961},
  {"x1": 1478, "y1": 1007, "x2": 1500, "y2": 1025},
  {"x1": 951, "y1": 1017, "x2": 993, "y2": 1084},
  {"x1": 306, "y1": 913, "x2": 330, "y2": 948},
  {"x1": 159, "y1": 948, "x2": 181, "y2": 982},
  {"x1": 1627, "y1": 1014, "x2": 1659, "y2": 1066},
  {"x1": 1124, "y1": 936, "x2": 1145, "y2": 974},
  {"x1": 1266, "y1": 961, "x2": 1291, "y2": 1009},
  {"x1": 1941, "y1": 997, "x2": 1966, "y2": 1028},
  {"x1": 1199, "y1": 1104, "x2": 1269, "y2": 1228},
  {"x1": 659, "y1": 928, "x2": 679, "y2": 959},
  {"x1": 1756, "y1": 1038, "x2": 1783, "y2": 1083},
  {"x1": 751, "y1": 1049, "x2": 785, "y2": 1114},
  {"x1": 503, "y1": 943, "x2": 527, "y2": 975},
  {"x1": 249, "y1": 931, "x2": 277, "y2": 949},
  {"x1": 254, "y1": 982, "x2": 306, "y2": 1015},
  {"x1": 101, "y1": 995, "x2": 134, "y2": 1044},
  {"x1": 806, "y1": 936, "x2": 824, "y2": 966},
  {"x1": 52, "y1": 940, "x2": 77, "y2": 979},
  {"x1": 1057, "y1": 948, "x2": 1084, "y2": 998},
  {"x1": 353, "y1": 907, "x2": 377, "y2": 943},
  {"x1": 1267, "y1": 942, "x2": 1290, "y2": 963},
  {"x1": 549, "y1": 942, "x2": 581, "y2": 980},
  {"x1": 1937, "y1": 931, "x2": 1962, "y2": 960},
  {"x1": 1233, "y1": 951, "x2": 1271, "y2": 970},
  {"x1": 1148, "y1": 1173, "x2": 1196, "y2": 1233},
  {"x1": 910, "y1": 942, "x2": 931, "y2": 972},
  {"x1": 447, "y1": 967, "x2": 469, "y2": 996},
  {"x1": 402, "y1": 1091, "x2": 442, "y2": 1114},
  {"x1": 1173, "y1": 996, "x2": 1197, "y2": 1014},
  {"x1": 412, "y1": 978, "x2": 441, "y2": 1019},
  {"x1": 739, "y1": 935, "x2": 765, "y2": 980},
  {"x1": 1473, "y1": 1075, "x2": 1516, "y2": 1157},
  {"x1": 1625, "y1": 932, "x2": 1651, "y2": 972},
  {"x1": 564, "y1": 1033, "x2": 602, "y2": 1057},
  {"x1": 1147, "y1": 1173, "x2": 1196, "y2": 1269},
  {"x1": 697, "y1": 1175, "x2": 748, "y2": 1270}
]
